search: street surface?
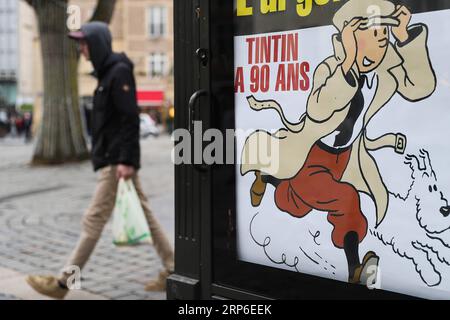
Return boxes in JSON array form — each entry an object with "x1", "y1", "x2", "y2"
[{"x1": 0, "y1": 135, "x2": 174, "y2": 300}]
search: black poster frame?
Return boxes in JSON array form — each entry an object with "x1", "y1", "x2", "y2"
[{"x1": 208, "y1": 0, "x2": 450, "y2": 300}]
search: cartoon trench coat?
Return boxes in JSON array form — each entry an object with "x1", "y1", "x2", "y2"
[{"x1": 241, "y1": 24, "x2": 436, "y2": 227}]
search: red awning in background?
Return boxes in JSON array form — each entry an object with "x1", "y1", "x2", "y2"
[{"x1": 137, "y1": 91, "x2": 164, "y2": 107}]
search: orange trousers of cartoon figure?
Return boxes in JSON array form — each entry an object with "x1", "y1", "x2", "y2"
[{"x1": 274, "y1": 142, "x2": 368, "y2": 248}]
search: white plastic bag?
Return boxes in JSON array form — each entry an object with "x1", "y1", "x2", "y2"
[{"x1": 112, "y1": 178, "x2": 152, "y2": 246}]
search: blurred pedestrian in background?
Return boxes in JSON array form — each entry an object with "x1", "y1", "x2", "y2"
[
  {"x1": 26, "y1": 22, "x2": 174, "y2": 299},
  {"x1": 23, "y1": 112, "x2": 33, "y2": 143},
  {"x1": 9, "y1": 115, "x2": 17, "y2": 137}
]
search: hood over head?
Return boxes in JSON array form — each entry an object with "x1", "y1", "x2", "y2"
[{"x1": 80, "y1": 22, "x2": 113, "y2": 74}]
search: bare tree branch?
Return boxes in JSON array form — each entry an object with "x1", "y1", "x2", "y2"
[{"x1": 90, "y1": 0, "x2": 117, "y2": 23}]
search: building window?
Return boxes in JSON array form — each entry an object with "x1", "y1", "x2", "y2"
[
  {"x1": 148, "y1": 53, "x2": 168, "y2": 78},
  {"x1": 148, "y1": 6, "x2": 167, "y2": 38}
]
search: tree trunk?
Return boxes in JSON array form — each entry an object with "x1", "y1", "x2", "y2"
[
  {"x1": 31, "y1": 0, "x2": 89, "y2": 164},
  {"x1": 28, "y1": 0, "x2": 117, "y2": 165}
]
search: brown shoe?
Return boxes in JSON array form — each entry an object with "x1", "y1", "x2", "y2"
[
  {"x1": 26, "y1": 275, "x2": 68, "y2": 299},
  {"x1": 251, "y1": 171, "x2": 266, "y2": 207},
  {"x1": 145, "y1": 270, "x2": 171, "y2": 292},
  {"x1": 348, "y1": 251, "x2": 379, "y2": 285}
]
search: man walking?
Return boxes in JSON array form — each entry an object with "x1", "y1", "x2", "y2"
[{"x1": 26, "y1": 22, "x2": 174, "y2": 299}]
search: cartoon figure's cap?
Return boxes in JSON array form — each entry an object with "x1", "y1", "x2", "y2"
[{"x1": 333, "y1": 0, "x2": 400, "y2": 32}]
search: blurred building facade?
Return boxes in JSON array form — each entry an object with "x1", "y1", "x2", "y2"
[
  {"x1": 0, "y1": 0, "x2": 39, "y2": 109},
  {"x1": 0, "y1": 0, "x2": 173, "y2": 135},
  {"x1": 76, "y1": 0, "x2": 174, "y2": 124}
]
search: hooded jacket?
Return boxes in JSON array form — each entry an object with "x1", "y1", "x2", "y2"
[{"x1": 81, "y1": 22, "x2": 140, "y2": 171}]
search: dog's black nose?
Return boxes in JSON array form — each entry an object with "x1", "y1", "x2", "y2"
[{"x1": 440, "y1": 206, "x2": 450, "y2": 217}]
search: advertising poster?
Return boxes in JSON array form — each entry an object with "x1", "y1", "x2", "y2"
[{"x1": 235, "y1": 0, "x2": 450, "y2": 299}]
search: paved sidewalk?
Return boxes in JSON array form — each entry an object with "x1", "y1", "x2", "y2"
[{"x1": 0, "y1": 136, "x2": 175, "y2": 300}]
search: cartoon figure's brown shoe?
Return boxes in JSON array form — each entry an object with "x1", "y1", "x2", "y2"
[
  {"x1": 251, "y1": 171, "x2": 267, "y2": 207},
  {"x1": 349, "y1": 251, "x2": 380, "y2": 285}
]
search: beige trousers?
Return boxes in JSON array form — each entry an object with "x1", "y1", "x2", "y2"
[{"x1": 60, "y1": 165, "x2": 174, "y2": 282}]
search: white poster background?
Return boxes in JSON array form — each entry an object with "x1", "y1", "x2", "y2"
[{"x1": 235, "y1": 9, "x2": 450, "y2": 299}]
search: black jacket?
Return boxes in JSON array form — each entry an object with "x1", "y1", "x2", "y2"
[{"x1": 81, "y1": 22, "x2": 140, "y2": 171}]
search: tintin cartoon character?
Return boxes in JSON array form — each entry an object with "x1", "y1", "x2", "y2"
[{"x1": 241, "y1": 0, "x2": 436, "y2": 284}]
